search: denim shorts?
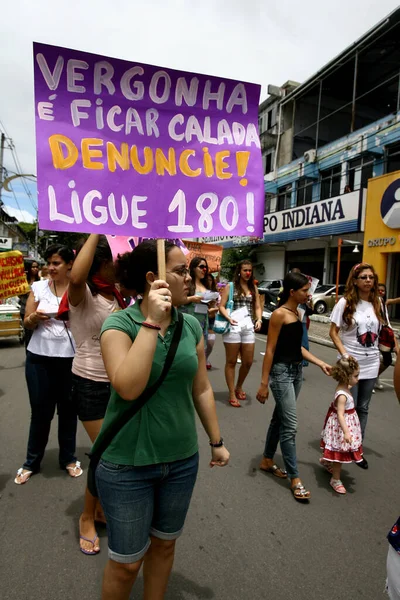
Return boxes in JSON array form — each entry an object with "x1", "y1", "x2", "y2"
[
  {"x1": 96, "y1": 452, "x2": 199, "y2": 564},
  {"x1": 71, "y1": 373, "x2": 110, "y2": 422}
]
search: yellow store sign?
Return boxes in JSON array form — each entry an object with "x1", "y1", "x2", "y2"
[{"x1": 363, "y1": 170, "x2": 400, "y2": 281}]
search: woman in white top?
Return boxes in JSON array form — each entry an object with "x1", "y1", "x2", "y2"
[
  {"x1": 330, "y1": 263, "x2": 383, "y2": 469},
  {"x1": 15, "y1": 245, "x2": 81, "y2": 484},
  {"x1": 219, "y1": 260, "x2": 262, "y2": 407},
  {"x1": 67, "y1": 234, "x2": 126, "y2": 555}
]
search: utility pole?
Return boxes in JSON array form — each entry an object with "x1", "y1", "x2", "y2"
[
  {"x1": 35, "y1": 214, "x2": 39, "y2": 259},
  {"x1": 0, "y1": 132, "x2": 5, "y2": 206}
]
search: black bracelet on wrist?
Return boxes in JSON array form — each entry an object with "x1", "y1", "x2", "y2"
[
  {"x1": 209, "y1": 438, "x2": 224, "y2": 448},
  {"x1": 142, "y1": 321, "x2": 161, "y2": 331}
]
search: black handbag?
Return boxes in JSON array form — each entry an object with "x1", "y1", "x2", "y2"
[{"x1": 87, "y1": 312, "x2": 184, "y2": 497}]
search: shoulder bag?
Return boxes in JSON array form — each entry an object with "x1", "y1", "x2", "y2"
[
  {"x1": 213, "y1": 283, "x2": 234, "y2": 335},
  {"x1": 378, "y1": 300, "x2": 395, "y2": 353},
  {"x1": 87, "y1": 311, "x2": 184, "y2": 497}
]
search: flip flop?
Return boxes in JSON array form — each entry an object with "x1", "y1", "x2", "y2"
[
  {"x1": 235, "y1": 389, "x2": 247, "y2": 400},
  {"x1": 66, "y1": 461, "x2": 83, "y2": 478},
  {"x1": 229, "y1": 398, "x2": 241, "y2": 408},
  {"x1": 14, "y1": 468, "x2": 33, "y2": 485},
  {"x1": 259, "y1": 463, "x2": 288, "y2": 479},
  {"x1": 80, "y1": 534, "x2": 100, "y2": 555}
]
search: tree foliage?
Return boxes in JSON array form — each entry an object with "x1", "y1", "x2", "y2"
[
  {"x1": 19, "y1": 222, "x2": 87, "y2": 260},
  {"x1": 18, "y1": 222, "x2": 36, "y2": 243}
]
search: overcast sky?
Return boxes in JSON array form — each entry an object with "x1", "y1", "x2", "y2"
[{"x1": 1, "y1": 0, "x2": 399, "y2": 221}]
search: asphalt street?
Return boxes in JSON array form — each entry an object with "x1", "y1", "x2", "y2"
[{"x1": 0, "y1": 334, "x2": 399, "y2": 600}]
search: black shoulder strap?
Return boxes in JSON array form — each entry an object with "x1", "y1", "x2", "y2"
[{"x1": 90, "y1": 311, "x2": 184, "y2": 459}]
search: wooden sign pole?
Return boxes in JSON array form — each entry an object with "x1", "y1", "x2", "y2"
[{"x1": 157, "y1": 238, "x2": 166, "y2": 280}]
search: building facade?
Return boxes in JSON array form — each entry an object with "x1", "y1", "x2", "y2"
[
  {"x1": 212, "y1": 8, "x2": 400, "y2": 288},
  {"x1": 0, "y1": 206, "x2": 30, "y2": 255}
]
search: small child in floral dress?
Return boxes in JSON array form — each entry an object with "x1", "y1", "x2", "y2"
[{"x1": 320, "y1": 356, "x2": 363, "y2": 494}]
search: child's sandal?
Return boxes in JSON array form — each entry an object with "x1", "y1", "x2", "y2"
[{"x1": 330, "y1": 478, "x2": 346, "y2": 494}]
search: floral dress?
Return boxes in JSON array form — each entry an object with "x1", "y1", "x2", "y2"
[{"x1": 320, "y1": 390, "x2": 363, "y2": 463}]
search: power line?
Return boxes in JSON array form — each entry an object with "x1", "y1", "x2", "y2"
[
  {"x1": 0, "y1": 118, "x2": 37, "y2": 213},
  {"x1": 2, "y1": 167, "x2": 26, "y2": 218},
  {"x1": 0, "y1": 118, "x2": 10, "y2": 138},
  {"x1": 8, "y1": 141, "x2": 37, "y2": 213}
]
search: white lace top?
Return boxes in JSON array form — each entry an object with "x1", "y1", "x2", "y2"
[{"x1": 27, "y1": 280, "x2": 75, "y2": 358}]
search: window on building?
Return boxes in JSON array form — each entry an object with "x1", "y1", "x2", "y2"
[
  {"x1": 348, "y1": 154, "x2": 375, "y2": 192},
  {"x1": 320, "y1": 165, "x2": 341, "y2": 200},
  {"x1": 267, "y1": 110, "x2": 272, "y2": 130},
  {"x1": 386, "y1": 142, "x2": 400, "y2": 174},
  {"x1": 277, "y1": 184, "x2": 292, "y2": 211},
  {"x1": 265, "y1": 153, "x2": 273, "y2": 174},
  {"x1": 264, "y1": 192, "x2": 278, "y2": 214},
  {"x1": 296, "y1": 177, "x2": 313, "y2": 206},
  {"x1": 258, "y1": 112, "x2": 265, "y2": 134}
]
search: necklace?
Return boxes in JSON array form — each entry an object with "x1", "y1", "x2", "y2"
[{"x1": 282, "y1": 306, "x2": 299, "y2": 318}]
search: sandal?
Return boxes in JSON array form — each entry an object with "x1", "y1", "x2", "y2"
[
  {"x1": 290, "y1": 482, "x2": 311, "y2": 502},
  {"x1": 80, "y1": 534, "x2": 100, "y2": 555},
  {"x1": 319, "y1": 458, "x2": 333, "y2": 474},
  {"x1": 14, "y1": 468, "x2": 33, "y2": 485},
  {"x1": 330, "y1": 478, "x2": 346, "y2": 494},
  {"x1": 259, "y1": 461, "x2": 288, "y2": 479},
  {"x1": 66, "y1": 461, "x2": 83, "y2": 478},
  {"x1": 235, "y1": 389, "x2": 247, "y2": 400},
  {"x1": 229, "y1": 398, "x2": 241, "y2": 408}
]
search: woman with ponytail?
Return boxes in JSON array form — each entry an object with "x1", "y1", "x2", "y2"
[
  {"x1": 67, "y1": 234, "x2": 126, "y2": 555},
  {"x1": 256, "y1": 272, "x2": 331, "y2": 502}
]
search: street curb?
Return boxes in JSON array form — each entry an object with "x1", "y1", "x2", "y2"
[
  {"x1": 308, "y1": 335, "x2": 335, "y2": 349},
  {"x1": 310, "y1": 314, "x2": 331, "y2": 323}
]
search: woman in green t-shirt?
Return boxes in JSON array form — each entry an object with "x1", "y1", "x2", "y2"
[{"x1": 95, "y1": 240, "x2": 230, "y2": 600}]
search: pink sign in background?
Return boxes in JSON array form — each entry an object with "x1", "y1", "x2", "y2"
[{"x1": 33, "y1": 43, "x2": 264, "y2": 239}]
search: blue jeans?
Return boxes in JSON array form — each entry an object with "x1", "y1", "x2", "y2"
[
  {"x1": 351, "y1": 378, "x2": 376, "y2": 440},
  {"x1": 96, "y1": 452, "x2": 199, "y2": 564},
  {"x1": 23, "y1": 351, "x2": 77, "y2": 472},
  {"x1": 263, "y1": 362, "x2": 303, "y2": 479}
]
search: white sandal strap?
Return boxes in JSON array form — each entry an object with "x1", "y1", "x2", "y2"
[{"x1": 66, "y1": 461, "x2": 82, "y2": 476}]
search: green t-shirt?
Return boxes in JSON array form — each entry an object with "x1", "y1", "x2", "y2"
[{"x1": 91, "y1": 302, "x2": 202, "y2": 466}]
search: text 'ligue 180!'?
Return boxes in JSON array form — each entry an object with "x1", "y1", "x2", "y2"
[{"x1": 34, "y1": 43, "x2": 264, "y2": 238}]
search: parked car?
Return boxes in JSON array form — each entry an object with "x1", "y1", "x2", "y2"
[
  {"x1": 312, "y1": 284, "x2": 345, "y2": 314},
  {"x1": 260, "y1": 290, "x2": 279, "y2": 334},
  {"x1": 257, "y1": 279, "x2": 283, "y2": 295}
]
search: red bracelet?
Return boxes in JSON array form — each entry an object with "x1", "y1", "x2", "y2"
[{"x1": 142, "y1": 321, "x2": 161, "y2": 331}]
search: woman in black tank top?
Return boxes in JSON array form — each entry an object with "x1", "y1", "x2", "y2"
[{"x1": 256, "y1": 273, "x2": 331, "y2": 502}]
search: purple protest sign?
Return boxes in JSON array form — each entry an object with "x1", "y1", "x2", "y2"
[{"x1": 33, "y1": 43, "x2": 263, "y2": 238}]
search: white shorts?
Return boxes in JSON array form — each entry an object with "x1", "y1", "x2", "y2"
[
  {"x1": 387, "y1": 545, "x2": 400, "y2": 599},
  {"x1": 222, "y1": 328, "x2": 255, "y2": 344}
]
